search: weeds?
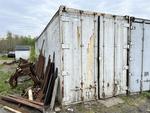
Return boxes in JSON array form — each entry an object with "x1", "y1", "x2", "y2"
[
  {"x1": 141, "y1": 91, "x2": 150, "y2": 98},
  {"x1": 0, "y1": 55, "x2": 14, "y2": 60},
  {"x1": 0, "y1": 71, "x2": 12, "y2": 95},
  {"x1": 30, "y1": 46, "x2": 37, "y2": 62},
  {"x1": 0, "y1": 66, "x2": 33, "y2": 96}
]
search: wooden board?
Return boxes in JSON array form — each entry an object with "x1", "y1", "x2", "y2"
[
  {"x1": 1, "y1": 96, "x2": 43, "y2": 111},
  {"x1": 8, "y1": 95, "x2": 44, "y2": 106}
]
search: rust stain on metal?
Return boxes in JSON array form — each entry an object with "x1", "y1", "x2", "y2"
[
  {"x1": 94, "y1": 81, "x2": 97, "y2": 99},
  {"x1": 80, "y1": 82, "x2": 84, "y2": 101},
  {"x1": 77, "y1": 26, "x2": 80, "y2": 48},
  {"x1": 87, "y1": 34, "x2": 94, "y2": 82},
  {"x1": 62, "y1": 80, "x2": 64, "y2": 98}
]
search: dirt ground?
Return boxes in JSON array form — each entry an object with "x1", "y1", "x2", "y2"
[
  {"x1": 0, "y1": 59, "x2": 17, "y2": 72},
  {"x1": 0, "y1": 96, "x2": 150, "y2": 113},
  {"x1": 61, "y1": 95, "x2": 150, "y2": 113}
]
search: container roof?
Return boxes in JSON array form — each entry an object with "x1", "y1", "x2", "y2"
[
  {"x1": 36, "y1": 5, "x2": 127, "y2": 41},
  {"x1": 36, "y1": 5, "x2": 150, "y2": 41}
]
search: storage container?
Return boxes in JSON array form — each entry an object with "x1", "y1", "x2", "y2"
[{"x1": 35, "y1": 6, "x2": 150, "y2": 105}]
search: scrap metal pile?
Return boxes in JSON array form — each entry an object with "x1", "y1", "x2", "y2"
[{"x1": 1, "y1": 44, "x2": 58, "y2": 112}]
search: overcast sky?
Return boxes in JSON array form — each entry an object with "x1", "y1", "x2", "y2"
[{"x1": 0, "y1": 0, "x2": 150, "y2": 37}]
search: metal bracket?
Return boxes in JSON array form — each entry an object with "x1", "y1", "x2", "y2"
[
  {"x1": 123, "y1": 65, "x2": 129, "y2": 70},
  {"x1": 129, "y1": 72, "x2": 132, "y2": 76},
  {"x1": 129, "y1": 57, "x2": 132, "y2": 61},
  {"x1": 99, "y1": 56, "x2": 102, "y2": 61},
  {"x1": 123, "y1": 45, "x2": 130, "y2": 49},
  {"x1": 62, "y1": 44, "x2": 70, "y2": 49},
  {"x1": 130, "y1": 42, "x2": 134, "y2": 46},
  {"x1": 131, "y1": 26, "x2": 136, "y2": 30},
  {"x1": 124, "y1": 86, "x2": 128, "y2": 90},
  {"x1": 123, "y1": 23, "x2": 130, "y2": 28},
  {"x1": 62, "y1": 71, "x2": 69, "y2": 76}
]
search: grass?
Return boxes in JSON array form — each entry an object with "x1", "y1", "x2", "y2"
[
  {"x1": 120, "y1": 92, "x2": 150, "y2": 107},
  {"x1": 0, "y1": 55, "x2": 14, "y2": 60},
  {"x1": 30, "y1": 46, "x2": 37, "y2": 62},
  {"x1": 0, "y1": 71, "x2": 12, "y2": 95},
  {"x1": 141, "y1": 91, "x2": 150, "y2": 98},
  {"x1": 0, "y1": 64, "x2": 3, "y2": 69},
  {"x1": 0, "y1": 65, "x2": 33, "y2": 96}
]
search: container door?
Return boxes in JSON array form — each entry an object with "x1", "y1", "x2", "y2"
[
  {"x1": 81, "y1": 15, "x2": 97, "y2": 101},
  {"x1": 142, "y1": 22, "x2": 150, "y2": 91},
  {"x1": 129, "y1": 21, "x2": 143, "y2": 93},
  {"x1": 99, "y1": 15, "x2": 128, "y2": 98},
  {"x1": 61, "y1": 17, "x2": 81, "y2": 104},
  {"x1": 115, "y1": 18, "x2": 128, "y2": 95},
  {"x1": 101, "y1": 16, "x2": 115, "y2": 98},
  {"x1": 61, "y1": 14, "x2": 98, "y2": 104}
]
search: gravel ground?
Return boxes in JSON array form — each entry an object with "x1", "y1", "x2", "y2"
[
  {"x1": 0, "y1": 59, "x2": 17, "y2": 72},
  {"x1": 0, "y1": 109, "x2": 11, "y2": 113}
]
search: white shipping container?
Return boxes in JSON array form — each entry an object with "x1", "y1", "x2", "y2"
[{"x1": 35, "y1": 6, "x2": 128, "y2": 105}]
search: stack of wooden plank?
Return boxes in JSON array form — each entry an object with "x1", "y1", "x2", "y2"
[{"x1": 1, "y1": 95, "x2": 43, "y2": 111}]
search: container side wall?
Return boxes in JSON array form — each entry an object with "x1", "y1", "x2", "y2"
[
  {"x1": 35, "y1": 15, "x2": 62, "y2": 102},
  {"x1": 42, "y1": 16, "x2": 62, "y2": 103},
  {"x1": 36, "y1": 16, "x2": 61, "y2": 70},
  {"x1": 35, "y1": 35, "x2": 45, "y2": 56}
]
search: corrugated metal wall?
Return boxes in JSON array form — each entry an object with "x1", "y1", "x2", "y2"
[
  {"x1": 35, "y1": 13, "x2": 63, "y2": 103},
  {"x1": 35, "y1": 6, "x2": 150, "y2": 105},
  {"x1": 60, "y1": 12, "x2": 97, "y2": 105},
  {"x1": 129, "y1": 18, "x2": 150, "y2": 93},
  {"x1": 35, "y1": 35, "x2": 45, "y2": 56},
  {"x1": 98, "y1": 15, "x2": 128, "y2": 98}
]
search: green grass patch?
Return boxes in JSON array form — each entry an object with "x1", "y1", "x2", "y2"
[
  {"x1": 0, "y1": 70, "x2": 33, "y2": 95},
  {"x1": 141, "y1": 91, "x2": 150, "y2": 98},
  {"x1": 0, "y1": 55, "x2": 14, "y2": 60},
  {"x1": 0, "y1": 71, "x2": 12, "y2": 95},
  {"x1": 120, "y1": 93, "x2": 149, "y2": 107},
  {"x1": 0, "y1": 64, "x2": 3, "y2": 69}
]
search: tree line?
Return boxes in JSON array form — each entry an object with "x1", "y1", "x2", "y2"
[{"x1": 0, "y1": 32, "x2": 35, "y2": 53}]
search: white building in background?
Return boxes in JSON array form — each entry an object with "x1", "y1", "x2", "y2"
[{"x1": 15, "y1": 45, "x2": 30, "y2": 60}]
